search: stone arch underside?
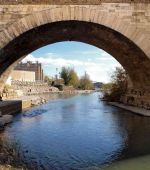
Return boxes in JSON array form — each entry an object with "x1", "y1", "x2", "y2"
[{"x1": 0, "y1": 6, "x2": 150, "y2": 91}]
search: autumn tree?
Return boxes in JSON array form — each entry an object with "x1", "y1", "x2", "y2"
[
  {"x1": 79, "y1": 72, "x2": 93, "y2": 90},
  {"x1": 60, "y1": 67, "x2": 79, "y2": 88},
  {"x1": 102, "y1": 67, "x2": 127, "y2": 101},
  {"x1": 68, "y1": 68, "x2": 79, "y2": 88}
]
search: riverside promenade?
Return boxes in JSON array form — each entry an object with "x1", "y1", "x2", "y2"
[{"x1": 109, "y1": 102, "x2": 150, "y2": 117}]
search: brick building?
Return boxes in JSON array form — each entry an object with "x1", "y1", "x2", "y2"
[{"x1": 14, "y1": 61, "x2": 44, "y2": 81}]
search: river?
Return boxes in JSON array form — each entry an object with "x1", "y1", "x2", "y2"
[{"x1": 1, "y1": 92, "x2": 150, "y2": 170}]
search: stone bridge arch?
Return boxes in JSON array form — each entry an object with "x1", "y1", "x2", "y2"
[{"x1": 0, "y1": 6, "x2": 150, "y2": 91}]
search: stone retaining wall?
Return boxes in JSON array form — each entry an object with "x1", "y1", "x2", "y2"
[
  {"x1": 0, "y1": 101, "x2": 22, "y2": 115},
  {"x1": 22, "y1": 100, "x2": 32, "y2": 109},
  {"x1": 121, "y1": 89, "x2": 150, "y2": 110}
]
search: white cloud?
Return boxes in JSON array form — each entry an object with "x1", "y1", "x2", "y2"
[
  {"x1": 22, "y1": 52, "x2": 121, "y2": 83},
  {"x1": 22, "y1": 54, "x2": 107, "y2": 67},
  {"x1": 22, "y1": 54, "x2": 81, "y2": 66},
  {"x1": 87, "y1": 62, "x2": 121, "y2": 82}
]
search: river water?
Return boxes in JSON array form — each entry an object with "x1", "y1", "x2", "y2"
[{"x1": 1, "y1": 92, "x2": 150, "y2": 170}]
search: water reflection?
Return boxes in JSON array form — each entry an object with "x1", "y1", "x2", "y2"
[{"x1": 1, "y1": 92, "x2": 150, "y2": 170}]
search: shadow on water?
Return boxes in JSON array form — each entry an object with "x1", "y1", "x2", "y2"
[
  {"x1": 1, "y1": 92, "x2": 150, "y2": 170},
  {"x1": 23, "y1": 109, "x2": 47, "y2": 118}
]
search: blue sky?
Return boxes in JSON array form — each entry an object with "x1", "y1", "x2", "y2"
[{"x1": 22, "y1": 41, "x2": 121, "y2": 82}]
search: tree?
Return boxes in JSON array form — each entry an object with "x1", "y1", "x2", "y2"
[
  {"x1": 110, "y1": 67, "x2": 127, "y2": 100},
  {"x1": 60, "y1": 67, "x2": 79, "y2": 88},
  {"x1": 79, "y1": 72, "x2": 93, "y2": 90},
  {"x1": 102, "y1": 67, "x2": 127, "y2": 102},
  {"x1": 101, "y1": 83, "x2": 113, "y2": 93},
  {"x1": 68, "y1": 68, "x2": 79, "y2": 88},
  {"x1": 44, "y1": 75, "x2": 52, "y2": 86},
  {"x1": 60, "y1": 67, "x2": 70, "y2": 85}
]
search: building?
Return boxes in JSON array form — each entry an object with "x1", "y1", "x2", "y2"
[
  {"x1": 14, "y1": 61, "x2": 44, "y2": 81},
  {"x1": 6, "y1": 70, "x2": 35, "y2": 85},
  {"x1": 11, "y1": 70, "x2": 35, "y2": 82}
]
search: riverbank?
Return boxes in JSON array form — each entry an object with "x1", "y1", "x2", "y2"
[
  {"x1": 0, "y1": 101, "x2": 22, "y2": 130},
  {"x1": 109, "y1": 102, "x2": 150, "y2": 116},
  {"x1": 102, "y1": 155, "x2": 150, "y2": 170},
  {"x1": 0, "y1": 101, "x2": 22, "y2": 115},
  {"x1": 0, "y1": 165, "x2": 25, "y2": 170},
  {"x1": 6, "y1": 90, "x2": 94, "y2": 110},
  {"x1": 0, "y1": 90, "x2": 94, "y2": 128}
]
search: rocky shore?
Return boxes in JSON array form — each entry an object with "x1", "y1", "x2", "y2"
[
  {"x1": 0, "y1": 132, "x2": 28, "y2": 170},
  {"x1": 0, "y1": 165, "x2": 25, "y2": 170},
  {"x1": 0, "y1": 114, "x2": 13, "y2": 130}
]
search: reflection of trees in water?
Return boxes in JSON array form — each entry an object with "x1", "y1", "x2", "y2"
[
  {"x1": 38, "y1": 93, "x2": 75, "y2": 101},
  {"x1": 114, "y1": 112, "x2": 150, "y2": 160}
]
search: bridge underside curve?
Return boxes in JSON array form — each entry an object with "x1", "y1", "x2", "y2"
[{"x1": 0, "y1": 21, "x2": 150, "y2": 90}]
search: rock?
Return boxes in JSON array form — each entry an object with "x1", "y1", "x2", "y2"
[
  {"x1": 0, "y1": 114, "x2": 13, "y2": 128},
  {"x1": 0, "y1": 111, "x2": 2, "y2": 117},
  {"x1": 41, "y1": 98, "x2": 46, "y2": 104},
  {"x1": 0, "y1": 118, "x2": 5, "y2": 127},
  {"x1": 0, "y1": 126, "x2": 4, "y2": 131},
  {"x1": 3, "y1": 115, "x2": 13, "y2": 124}
]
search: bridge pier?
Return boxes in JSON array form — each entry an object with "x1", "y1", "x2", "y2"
[{"x1": 121, "y1": 89, "x2": 150, "y2": 110}]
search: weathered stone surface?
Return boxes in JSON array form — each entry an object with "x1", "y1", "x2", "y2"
[
  {"x1": 0, "y1": 115, "x2": 13, "y2": 127},
  {"x1": 0, "y1": 101, "x2": 22, "y2": 115},
  {"x1": 1, "y1": 21, "x2": 150, "y2": 90},
  {"x1": 0, "y1": 0, "x2": 150, "y2": 5},
  {"x1": 109, "y1": 102, "x2": 150, "y2": 116}
]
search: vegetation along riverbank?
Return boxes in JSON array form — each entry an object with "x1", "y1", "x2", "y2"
[{"x1": 101, "y1": 67, "x2": 150, "y2": 116}]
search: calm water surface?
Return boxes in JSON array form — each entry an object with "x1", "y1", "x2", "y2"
[{"x1": 1, "y1": 92, "x2": 150, "y2": 170}]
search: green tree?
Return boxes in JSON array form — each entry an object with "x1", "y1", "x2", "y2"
[
  {"x1": 60, "y1": 67, "x2": 70, "y2": 85},
  {"x1": 79, "y1": 72, "x2": 93, "y2": 90},
  {"x1": 60, "y1": 67, "x2": 79, "y2": 88},
  {"x1": 68, "y1": 68, "x2": 79, "y2": 88}
]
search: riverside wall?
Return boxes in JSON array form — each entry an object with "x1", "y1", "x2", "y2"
[
  {"x1": 121, "y1": 89, "x2": 150, "y2": 110},
  {"x1": 0, "y1": 100, "x2": 22, "y2": 115}
]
